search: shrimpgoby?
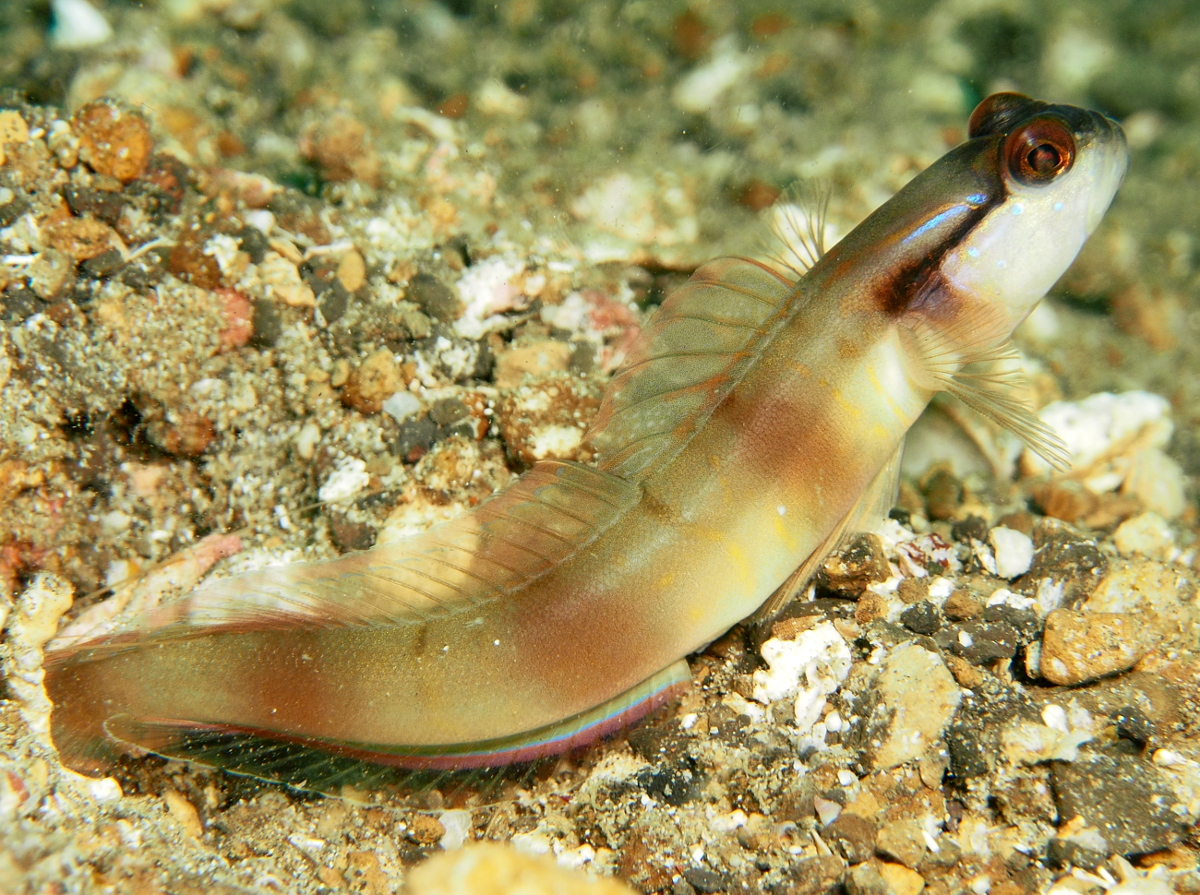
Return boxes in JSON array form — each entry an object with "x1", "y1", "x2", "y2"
[{"x1": 45, "y1": 93, "x2": 1128, "y2": 790}]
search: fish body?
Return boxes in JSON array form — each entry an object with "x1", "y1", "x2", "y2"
[{"x1": 46, "y1": 95, "x2": 1128, "y2": 786}]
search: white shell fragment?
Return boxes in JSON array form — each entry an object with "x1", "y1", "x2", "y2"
[
  {"x1": 318, "y1": 457, "x2": 371, "y2": 504},
  {"x1": 50, "y1": 0, "x2": 113, "y2": 49},
  {"x1": 752, "y1": 623, "x2": 851, "y2": 735},
  {"x1": 988, "y1": 526, "x2": 1034, "y2": 578}
]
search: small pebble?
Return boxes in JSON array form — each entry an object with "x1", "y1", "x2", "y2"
[
  {"x1": 1040, "y1": 609, "x2": 1150, "y2": 685},
  {"x1": 875, "y1": 819, "x2": 926, "y2": 870},
  {"x1": 493, "y1": 340, "x2": 572, "y2": 388},
  {"x1": 951, "y1": 515, "x2": 988, "y2": 543},
  {"x1": 408, "y1": 271, "x2": 464, "y2": 323},
  {"x1": 1122, "y1": 448, "x2": 1187, "y2": 520},
  {"x1": 74, "y1": 101, "x2": 153, "y2": 183},
  {"x1": 854, "y1": 592, "x2": 888, "y2": 625},
  {"x1": 405, "y1": 842, "x2": 638, "y2": 895},
  {"x1": 821, "y1": 533, "x2": 890, "y2": 597},
  {"x1": 896, "y1": 576, "x2": 928, "y2": 604},
  {"x1": 942, "y1": 590, "x2": 983, "y2": 621},
  {"x1": 824, "y1": 814, "x2": 877, "y2": 864},
  {"x1": 922, "y1": 468, "x2": 962, "y2": 521},
  {"x1": 862, "y1": 643, "x2": 960, "y2": 770},
  {"x1": 1051, "y1": 751, "x2": 1184, "y2": 855},
  {"x1": 406, "y1": 813, "x2": 445, "y2": 845},
  {"x1": 1112, "y1": 511, "x2": 1174, "y2": 560},
  {"x1": 342, "y1": 349, "x2": 403, "y2": 415},
  {"x1": 1115, "y1": 706, "x2": 1154, "y2": 746},
  {"x1": 877, "y1": 863, "x2": 924, "y2": 895},
  {"x1": 988, "y1": 526, "x2": 1034, "y2": 578},
  {"x1": 0, "y1": 110, "x2": 30, "y2": 167},
  {"x1": 336, "y1": 249, "x2": 366, "y2": 293},
  {"x1": 900, "y1": 601, "x2": 941, "y2": 635}
]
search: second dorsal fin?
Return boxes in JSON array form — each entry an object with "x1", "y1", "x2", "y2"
[
  {"x1": 50, "y1": 461, "x2": 641, "y2": 651},
  {"x1": 585, "y1": 257, "x2": 798, "y2": 479}
]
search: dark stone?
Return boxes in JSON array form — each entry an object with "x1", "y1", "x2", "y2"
[
  {"x1": 429, "y1": 398, "x2": 469, "y2": 426},
  {"x1": 635, "y1": 764, "x2": 700, "y2": 807},
  {"x1": 947, "y1": 680, "x2": 1039, "y2": 779},
  {"x1": 569, "y1": 341, "x2": 595, "y2": 374},
  {"x1": 626, "y1": 725, "x2": 690, "y2": 764},
  {"x1": 393, "y1": 415, "x2": 437, "y2": 463},
  {"x1": 318, "y1": 281, "x2": 350, "y2": 324},
  {"x1": 0, "y1": 191, "x2": 29, "y2": 227},
  {"x1": 79, "y1": 247, "x2": 124, "y2": 280},
  {"x1": 62, "y1": 184, "x2": 126, "y2": 226},
  {"x1": 250, "y1": 298, "x2": 282, "y2": 347},
  {"x1": 472, "y1": 337, "x2": 494, "y2": 381},
  {"x1": 1045, "y1": 837, "x2": 1106, "y2": 871},
  {"x1": 819, "y1": 788, "x2": 848, "y2": 807},
  {"x1": 951, "y1": 515, "x2": 989, "y2": 543},
  {"x1": 136, "y1": 152, "x2": 190, "y2": 217},
  {"x1": 1051, "y1": 749, "x2": 1184, "y2": 856},
  {"x1": 1029, "y1": 520, "x2": 1106, "y2": 604},
  {"x1": 937, "y1": 620, "x2": 1019, "y2": 665},
  {"x1": 923, "y1": 468, "x2": 962, "y2": 521},
  {"x1": 301, "y1": 262, "x2": 334, "y2": 295},
  {"x1": 682, "y1": 868, "x2": 725, "y2": 893},
  {"x1": 900, "y1": 601, "x2": 942, "y2": 635},
  {"x1": 887, "y1": 507, "x2": 910, "y2": 526},
  {"x1": 407, "y1": 271, "x2": 462, "y2": 322},
  {"x1": 982, "y1": 604, "x2": 1040, "y2": 645},
  {"x1": 824, "y1": 813, "x2": 876, "y2": 864},
  {"x1": 328, "y1": 516, "x2": 376, "y2": 552},
  {"x1": 235, "y1": 225, "x2": 270, "y2": 264},
  {"x1": 818, "y1": 533, "x2": 890, "y2": 597},
  {"x1": 2, "y1": 287, "x2": 40, "y2": 321},
  {"x1": 1115, "y1": 706, "x2": 1154, "y2": 746},
  {"x1": 118, "y1": 257, "x2": 165, "y2": 289}
]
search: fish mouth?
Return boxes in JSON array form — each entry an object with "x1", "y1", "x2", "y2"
[{"x1": 1083, "y1": 110, "x2": 1130, "y2": 234}]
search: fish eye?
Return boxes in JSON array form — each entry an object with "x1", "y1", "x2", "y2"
[{"x1": 1004, "y1": 118, "x2": 1076, "y2": 185}]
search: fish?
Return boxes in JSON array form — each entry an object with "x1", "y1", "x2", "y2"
[{"x1": 44, "y1": 93, "x2": 1128, "y2": 793}]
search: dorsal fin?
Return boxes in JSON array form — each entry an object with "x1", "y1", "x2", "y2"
[
  {"x1": 763, "y1": 182, "x2": 833, "y2": 278},
  {"x1": 52, "y1": 461, "x2": 640, "y2": 650},
  {"x1": 585, "y1": 257, "x2": 798, "y2": 479}
]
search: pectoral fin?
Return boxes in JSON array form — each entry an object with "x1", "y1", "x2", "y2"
[{"x1": 901, "y1": 311, "x2": 1069, "y2": 471}]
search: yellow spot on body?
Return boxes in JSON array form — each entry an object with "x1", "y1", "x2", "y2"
[
  {"x1": 657, "y1": 572, "x2": 676, "y2": 589},
  {"x1": 772, "y1": 513, "x2": 798, "y2": 551},
  {"x1": 724, "y1": 541, "x2": 753, "y2": 588}
]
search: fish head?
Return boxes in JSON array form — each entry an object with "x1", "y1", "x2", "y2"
[{"x1": 938, "y1": 92, "x2": 1130, "y2": 331}]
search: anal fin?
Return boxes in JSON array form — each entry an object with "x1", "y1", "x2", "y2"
[{"x1": 101, "y1": 661, "x2": 693, "y2": 797}]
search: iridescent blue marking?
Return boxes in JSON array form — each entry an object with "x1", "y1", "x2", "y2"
[{"x1": 903, "y1": 205, "x2": 971, "y2": 245}]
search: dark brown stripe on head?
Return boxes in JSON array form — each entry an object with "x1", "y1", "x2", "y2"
[{"x1": 804, "y1": 149, "x2": 1003, "y2": 321}]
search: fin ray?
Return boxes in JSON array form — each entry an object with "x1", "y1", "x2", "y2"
[
  {"x1": 587, "y1": 257, "x2": 799, "y2": 479},
  {"x1": 52, "y1": 461, "x2": 641, "y2": 651},
  {"x1": 901, "y1": 313, "x2": 1069, "y2": 471}
]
